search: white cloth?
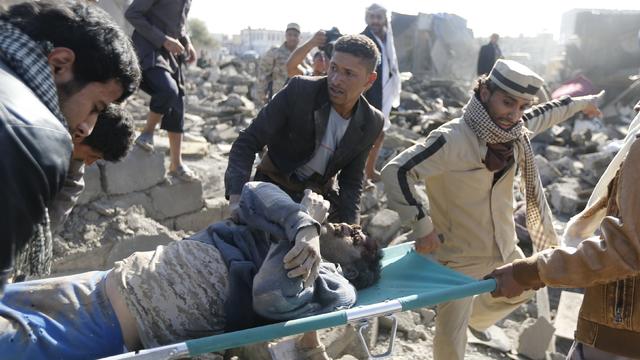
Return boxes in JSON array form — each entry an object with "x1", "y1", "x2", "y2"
[
  {"x1": 563, "y1": 111, "x2": 640, "y2": 247},
  {"x1": 372, "y1": 21, "x2": 401, "y2": 131},
  {"x1": 295, "y1": 107, "x2": 350, "y2": 179}
]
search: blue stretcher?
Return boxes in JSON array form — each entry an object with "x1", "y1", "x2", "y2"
[{"x1": 102, "y1": 242, "x2": 496, "y2": 359}]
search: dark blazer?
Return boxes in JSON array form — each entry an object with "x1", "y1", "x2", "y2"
[
  {"x1": 0, "y1": 60, "x2": 71, "y2": 283},
  {"x1": 125, "y1": 0, "x2": 192, "y2": 72},
  {"x1": 477, "y1": 42, "x2": 501, "y2": 76},
  {"x1": 225, "y1": 76, "x2": 384, "y2": 224},
  {"x1": 361, "y1": 27, "x2": 383, "y2": 111}
]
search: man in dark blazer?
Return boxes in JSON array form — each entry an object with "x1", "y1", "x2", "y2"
[
  {"x1": 477, "y1": 33, "x2": 503, "y2": 76},
  {"x1": 225, "y1": 35, "x2": 384, "y2": 225}
]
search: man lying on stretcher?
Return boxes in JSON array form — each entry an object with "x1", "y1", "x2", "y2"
[{"x1": 0, "y1": 182, "x2": 382, "y2": 360}]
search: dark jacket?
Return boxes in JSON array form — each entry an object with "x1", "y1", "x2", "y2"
[
  {"x1": 477, "y1": 42, "x2": 501, "y2": 76},
  {"x1": 0, "y1": 60, "x2": 71, "y2": 285},
  {"x1": 361, "y1": 27, "x2": 383, "y2": 111},
  {"x1": 224, "y1": 76, "x2": 384, "y2": 224},
  {"x1": 125, "y1": 0, "x2": 191, "y2": 72}
]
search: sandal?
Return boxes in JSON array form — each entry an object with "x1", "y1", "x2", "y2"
[
  {"x1": 168, "y1": 164, "x2": 198, "y2": 182},
  {"x1": 135, "y1": 132, "x2": 154, "y2": 152}
]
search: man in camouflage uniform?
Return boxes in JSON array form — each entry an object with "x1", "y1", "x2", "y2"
[{"x1": 257, "y1": 22, "x2": 301, "y2": 104}]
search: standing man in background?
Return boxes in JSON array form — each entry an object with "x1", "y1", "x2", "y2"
[
  {"x1": 126, "y1": 0, "x2": 198, "y2": 182},
  {"x1": 257, "y1": 23, "x2": 301, "y2": 104},
  {"x1": 477, "y1": 33, "x2": 502, "y2": 76},
  {"x1": 361, "y1": 3, "x2": 401, "y2": 186}
]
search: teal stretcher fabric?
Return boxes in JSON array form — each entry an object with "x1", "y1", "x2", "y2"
[
  {"x1": 356, "y1": 242, "x2": 496, "y2": 307},
  {"x1": 183, "y1": 242, "x2": 496, "y2": 357}
]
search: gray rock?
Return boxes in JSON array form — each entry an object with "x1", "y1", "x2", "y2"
[
  {"x1": 578, "y1": 151, "x2": 616, "y2": 185},
  {"x1": 365, "y1": 209, "x2": 401, "y2": 247},
  {"x1": 518, "y1": 317, "x2": 555, "y2": 360},
  {"x1": 547, "y1": 178, "x2": 583, "y2": 215},
  {"x1": 379, "y1": 311, "x2": 417, "y2": 333},
  {"x1": 534, "y1": 155, "x2": 562, "y2": 186},
  {"x1": 149, "y1": 180, "x2": 204, "y2": 219},
  {"x1": 103, "y1": 146, "x2": 165, "y2": 194}
]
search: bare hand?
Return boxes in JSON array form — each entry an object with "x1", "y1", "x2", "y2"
[
  {"x1": 163, "y1": 36, "x2": 185, "y2": 55},
  {"x1": 186, "y1": 43, "x2": 197, "y2": 65},
  {"x1": 487, "y1": 263, "x2": 527, "y2": 298},
  {"x1": 300, "y1": 189, "x2": 330, "y2": 223},
  {"x1": 577, "y1": 90, "x2": 604, "y2": 118},
  {"x1": 415, "y1": 229, "x2": 441, "y2": 255},
  {"x1": 284, "y1": 227, "x2": 321, "y2": 288},
  {"x1": 310, "y1": 30, "x2": 327, "y2": 47}
]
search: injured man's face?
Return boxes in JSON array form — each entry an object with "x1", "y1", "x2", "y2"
[{"x1": 320, "y1": 223, "x2": 382, "y2": 289}]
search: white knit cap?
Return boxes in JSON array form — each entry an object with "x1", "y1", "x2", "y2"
[{"x1": 489, "y1": 59, "x2": 544, "y2": 101}]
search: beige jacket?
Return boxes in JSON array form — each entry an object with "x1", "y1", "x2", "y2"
[
  {"x1": 513, "y1": 136, "x2": 640, "y2": 358},
  {"x1": 381, "y1": 96, "x2": 593, "y2": 263}
]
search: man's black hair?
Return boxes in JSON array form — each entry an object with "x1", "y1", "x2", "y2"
[
  {"x1": 346, "y1": 247, "x2": 383, "y2": 290},
  {"x1": 333, "y1": 34, "x2": 380, "y2": 73},
  {"x1": 82, "y1": 105, "x2": 134, "y2": 162},
  {"x1": 1, "y1": 0, "x2": 141, "y2": 101}
]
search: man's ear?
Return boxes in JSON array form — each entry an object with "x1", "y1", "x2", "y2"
[
  {"x1": 48, "y1": 47, "x2": 76, "y2": 85},
  {"x1": 479, "y1": 84, "x2": 491, "y2": 103},
  {"x1": 365, "y1": 71, "x2": 377, "y2": 90}
]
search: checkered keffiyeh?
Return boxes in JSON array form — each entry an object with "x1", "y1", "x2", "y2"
[
  {"x1": 463, "y1": 95, "x2": 558, "y2": 251},
  {"x1": 0, "y1": 21, "x2": 66, "y2": 125}
]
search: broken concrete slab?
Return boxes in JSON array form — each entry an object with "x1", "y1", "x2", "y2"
[
  {"x1": 518, "y1": 317, "x2": 556, "y2": 360},
  {"x1": 149, "y1": 179, "x2": 204, "y2": 220},
  {"x1": 554, "y1": 291, "x2": 584, "y2": 340},
  {"x1": 103, "y1": 146, "x2": 166, "y2": 194}
]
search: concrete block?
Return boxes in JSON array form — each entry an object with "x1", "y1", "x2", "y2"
[
  {"x1": 103, "y1": 146, "x2": 165, "y2": 194},
  {"x1": 554, "y1": 291, "x2": 584, "y2": 339},
  {"x1": 174, "y1": 197, "x2": 230, "y2": 232},
  {"x1": 77, "y1": 163, "x2": 103, "y2": 205},
  {"x1": 547, "y1": 178, "x2": 583, "y2": 215},
  {"x1": 578, "y1": 151, "x2": 616, "y2": 185},
  {"x1": 149, "y1": 179, "x2": 204, "y2": 219},
  {"x1": 109, "y1": 192, "x2": 155, "y2": 217},
  {"x1": 366, "y1": 209, "x2": 401, "y2": 247},
  {"x1": 518, "y1": 317, "x2": 556, "y2": 360},
  {"x1": 418, "y1": 308, "x2": 436, "y2": 325}
]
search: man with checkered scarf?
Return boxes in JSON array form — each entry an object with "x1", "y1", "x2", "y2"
[{"x1": 381, "y1": 59, "x2": 602, "y2": 360}]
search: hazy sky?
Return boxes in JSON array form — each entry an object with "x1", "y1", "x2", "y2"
[{"x1": 191, "y1": 0, "x2": 640, "y2": 39}]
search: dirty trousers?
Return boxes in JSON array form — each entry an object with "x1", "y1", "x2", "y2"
[{"x1": 433, "y1": 247, "x2": 534, "y2": 360}]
